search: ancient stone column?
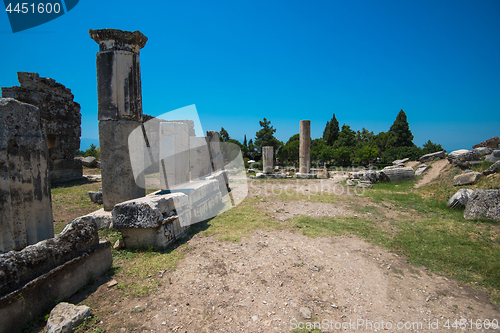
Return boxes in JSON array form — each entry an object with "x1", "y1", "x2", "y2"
[
  {"x1": 159, "y1": 122, "x2": 190, "y2": 190},
  {"x1": 0, "y1": 98, "x2": 54, "y2": 253},
  {"x1": 90, "y1": 28, "x2": 147, "y2": 210},
  {"x1": 262, "y1": 146, "x2": 274, "y2": 174},
  {"x1": 299, "y1": 120, "x2": 311, "y2": 174}
]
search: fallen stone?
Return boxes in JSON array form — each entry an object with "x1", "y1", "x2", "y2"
[
  {"x1": 357, "y1": 180, "x2": 373, "y2": 188},
  {"x1": 46, "y1": 302, "x2": 90, "y2": 333},
  {"x1": 81, "y1": 156, "x2": 97, "y2": 168},
  {"x1": 247, "y1": 168, "x2": 255, "y2": 173},
  {"x1": 296, "y1": 173, "x2": 317, "y2": 179},
  {"x1": 473, "y1": 147, "x2": 494, "y2": 156},
  {"x1": 382, "y1": 166, "x2": 415, "y2": 182},
  {"x1": 392, "y1": 158, "x2": 409, "y2": 165},
  {"x1": 464, "y1": 189, "x2": 500, "y2": 221},
  {"x1": 419, "y1": 151, "x2": 447, "y2": 163},
  {"x1": 299, "y1": 307, "x2": 312, "y2": 319},
  {"x1": 364, "y1": 170, "x2": 379, "y2": 183},
  {"x1": 254, "y1": 173, "x2": 266, "y2": 178},
  {"x1": 447, "y1": 189, "x2": 474, "y2": 209},
  {"x1": 415, "y1": 164, "x2": 429, "y2": 176},
  {"x1": 493, "y1": 150, "x2": 500, "y2": 158},
  {"x1": 485, "y1": 154, "x2": 500, "y2": 164},
  {"x1": 472, "y1": 136, "x2": 500, "y2": 149},
  {"x1": 483, "y1": 161, "x2": 500, "y2": 175},
  {"x1": 448, "y1": 149, "x2": 470, "y2": 159},
  {"x1": 113, "y1": 239, "x2": 124, "y2": 249},
  {"x1": 454, "y1": 160, "x2": 482, "y2": 168},
  {"x1": 453, "y1": 171, "x2": 482, "y2": 186},
  {"x1": 88, "y1": 189, "x2": 103, "y2": 204},
  {"x1": 346, "y1": 179, "x2": 356, "y2": 186},
  {"x1": 453, "y1": 150, "x2": 481, "y2": 162}
]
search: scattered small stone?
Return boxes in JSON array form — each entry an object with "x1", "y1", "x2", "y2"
[
  {"x1": 299, "y1": 307, "x2": 312, "y2": 319},
  {"x1": 106, "y1": 279, "x2": 118, "y2": 288},
  {"x1": 45, "y1": 302, "x2": 91, "y2": 333}
]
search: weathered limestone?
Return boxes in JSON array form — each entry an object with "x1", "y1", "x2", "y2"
[
  {"x1": 472, "y1": 136, "x2": 500, "y2": 149},
  {"x1": 299, "y1": 120, "x2": 311, "y2": 175},
  {"x1": 0, "y1": 98, "x2": 53, "y2": 253},
  {"x1": 415, "y1": 164, "x2": 430, "y2": 176},
  {"x1": 453, "y1": 171, "x2": 482, "y2": 186},
  {"x1": 1, "y1": 72, "x2": 83, "y2": 183},
  {"x1": 483, "y1": 160, "x2": 500, "y2": 175},
  {"x1": 419, "y1": 151, "x2": 447, "y2": 163},
  {"x1": 382, "y1": 166, "x2": 415, "y2": 182},
  {"x1": 464, "y1": 189, "x2": 500, "y2": 221},
  {"x1": 45, "y1": 302, "x2": 91, "y2": 333},
  {"x1": 0, "y1": 217, "x2": 112, "y2": 333},
  {"x1": 392, "y1": 158, "x2": 409, "y2": 166},
  {"x1": 447, "y1": 189, "x2": 474, "y2": 209},
  {"x1": 189, "y1": 136, "x2": 212, "y2": 180},
  {"x1": 99, "y1": 120, "x2": 145, "y2": 210},
  {"x1": 262, "y1": 146, "x2": 274, "y2": 174},
  {"x1": 159, "y1": 122, "x2": 190, "y2": 189},
  {"x1": 90, "y1": 28, "x2": 148, "y2": 210}
]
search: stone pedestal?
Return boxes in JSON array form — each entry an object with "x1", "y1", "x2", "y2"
[
  {"x1": 159, "y1": 122, "x2": 190, "y2": 190},
  {"x1": 90, "y1": 28, "x2": 148, "y2": 210},
  {"x1": 99, "y1": 120, "x2": 145, "y2": 211},
  {"x1": 299, "y1": 120, "x2": 311, "y2": 174},
  {"x1": 190, "y1": 136, "x2": 212, "y2": 180},
  {"x1": 262, "y1": 146, "x2": 274, "y2": 174},
  {"x1": 0, "y1": 98, "x2": 54, "y2": 253}
]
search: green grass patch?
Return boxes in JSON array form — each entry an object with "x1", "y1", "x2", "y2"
[
  {"x1": 292, "y1": 215, "x2": 391, "y2": 247},
  {"x1": 199, "y1": 199, "x2": 284, "y2": 242}
]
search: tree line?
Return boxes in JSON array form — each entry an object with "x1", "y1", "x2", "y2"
[{"x1": 219, "y1": 109, "x2": 444, "y2": 166}]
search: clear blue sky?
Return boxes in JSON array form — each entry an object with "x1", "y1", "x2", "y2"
[{"x1": 1, "y1": 0, "x2": 499, "y2": 152}]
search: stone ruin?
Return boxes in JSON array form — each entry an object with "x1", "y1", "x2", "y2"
[
  {"x1": 1, "y1": 72, "x2": 83, "y2": 183},
  {"x1": 0, "y1": 98, "x2": 111, "y2": 332},
  {"x1": 88, "y1": 28, "x2": 243, "y2": 249},
  {"x1": 297, "y1": 120, "x2": 317, "y2": 179}
]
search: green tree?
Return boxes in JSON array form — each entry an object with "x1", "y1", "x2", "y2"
[
  {"x1": 318, "y1": 145, "x2": 335, "y2": 165},
  {"x1": 323, "y1": 113, "x2": 340, "y2": 146},
  {"x1": 311, "y1": 138, "x2": 326, "y2": 161},
  {"x1": 278, "y1": 134, "x2": 300, "y2": 162},
  {"x1": 389, "y1": 109, "x2": 414, "y2": 147},
  {"x1": 84, "y1": 144, "x2": 99, "y2": 158},
  {"x1": 355, "y1": 127, "x2": 374, "y2": 144},
  {"x1": 334, "y1": 146, "x2": 352, "y2": 166},
  {"x1": 334, "y1": 124, "x2": 356, "y2": 148},
  {"x1": 247, "y1": 139, "x2": 257, "y2": 159},
  {"x1": 254, "y1": 118, "x2": 282, "y2": 153},
  {"x1": 422, "y1": 140, "x2": 444, "y2": 155},
  {"x1": 370, "y1": 131, "x2": 397, "y2": 154},
  {"x1": 355, "y1": 145, "x2": 378, "y2": 164},
  {"x1": 219, "y1": 127, "x2": 230, "y2": 142},
  {"x1": 221, "y1": 138, "x2": 243, "y2": 164}
]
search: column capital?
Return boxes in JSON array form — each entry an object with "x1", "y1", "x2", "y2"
[{"x1": 89, "y1": 28, "x2": 148, "y2": 53}]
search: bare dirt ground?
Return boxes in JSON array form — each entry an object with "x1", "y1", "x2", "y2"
[
  {"x1": 414, "y1": 159, "x2": 450, "y2": 189},
  {"x1": 71, "y1": 176, "x2": 499, "y2": 333}
]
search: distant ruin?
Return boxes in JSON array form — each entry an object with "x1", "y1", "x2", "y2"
[{"x1": 1, "y1": 72, "x2": 83, "y2": 183}]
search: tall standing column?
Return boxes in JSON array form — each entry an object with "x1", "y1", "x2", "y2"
[
  {"x1": 90, "y1": 28, "x2": 147, "y2": 211},
  {"x1": 299, "y1": 120, "x2": 311, "y2": 174},
  {"x1": 262, "y1": 146, "x2": 274, "y2": 174}
]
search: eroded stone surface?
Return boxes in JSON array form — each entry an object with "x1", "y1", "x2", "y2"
[
  {"x1": 382, "y1": 166, "x2": 415, "y2": 182},
  {"x1": 447, "y1": 189, "x2": 474, "y2": 209},
  {"x1": 46, "y1": 302, "x2": 91, "y2": 333},
  {"x1": 0, "y1": 216, "x2": 98, "y2": 297},
  {"x1": 419, "y1": 151, "x2": 446, "y2": 163},
  {"x1": 0, "y1": 98, "x2": 53, "y2": 253},
  {"x1": 1, "y1": 72, "x2": 82, "y2": 182},
  {"x1": 472, "y1": 136, "x2": 500, "y2": 149},
  {"x1": 453, "y1": 171, "x2": 482, "y2": 186},
  {"x1": 464, "y1": 189, "x2": 500, "y2": 221}
]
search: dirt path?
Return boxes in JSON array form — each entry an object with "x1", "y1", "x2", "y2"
[
  {"x1": 89, "y1": 230, "x2": 499, "y2": 332},
  {"x1": 78, "y1": 177, "x2": 499, "y2": 333},
  {"x1": 415, "y1": 159, "x2": 450, "y2": 188}
]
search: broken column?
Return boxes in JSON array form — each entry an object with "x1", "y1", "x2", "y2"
[
  {"x1": 89, "y1": 28, "x2": 147, "y2": 211},
  {"x1": 297, "y1": 120, "x2": 316, "y2": 178},
  {"x1": 159, "y1": 122, "x2": 190, "y2": 190},
  {"x1": 262, "y1": 146, "x2": 274, "y2": 174},
  {"x1": 2, "y1": 72, "x2": 83, "y2": 183},
  {"x1": 0, "y1": 98, "x2": 54, "y2": 253}
]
